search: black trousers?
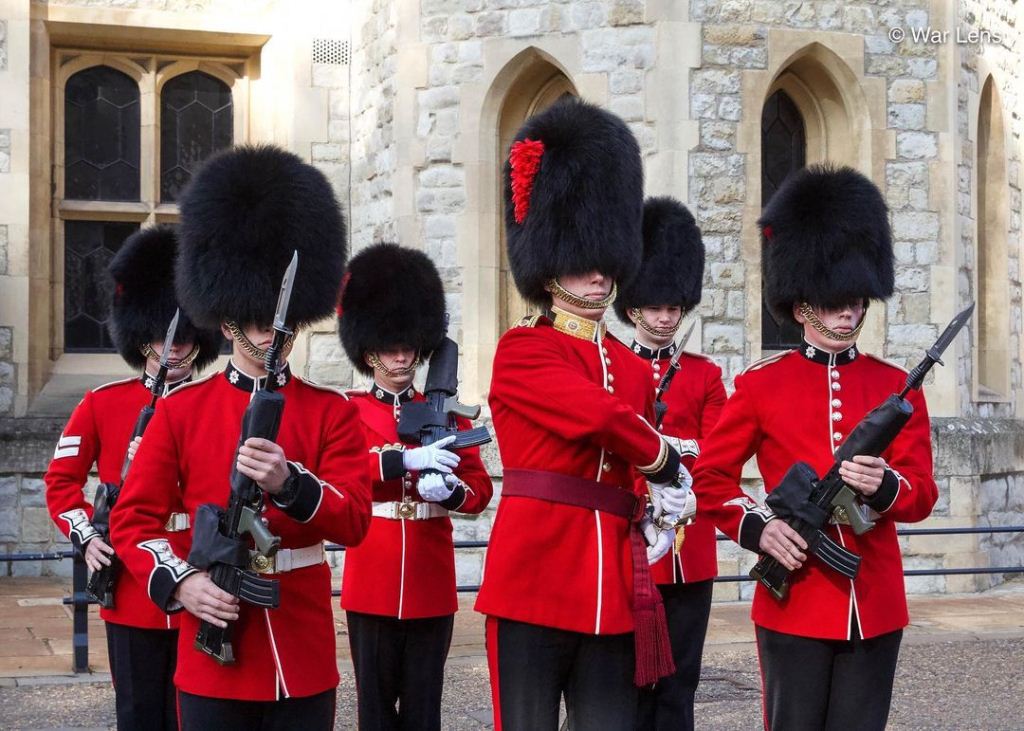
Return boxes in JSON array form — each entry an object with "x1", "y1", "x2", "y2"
[
  {"x1": 756, "y1": 625, "x2": 903, "y2": 731},
  {"x1": 346, "y1": 611, "x2": 454, "y2": 731},
  {"x1": 178, "y1": 688, "x2": 336, "y2": 731},
  {"x1": 486, "y1": 617, "x2": 637, "y2": 731},
  {"x1": 636, "y1": 579, "x2": 714, "y2": 731},
  {"x1": 105, "y1": 622, "x2": 178, "y2": 731}
]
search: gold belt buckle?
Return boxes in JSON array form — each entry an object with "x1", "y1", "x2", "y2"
[
  {"x1": 251, "y1": 552, "x2": 275, "y2": 574},
  {"x1": 398, "y1": 500, "x2": 417, "y2": 520}
]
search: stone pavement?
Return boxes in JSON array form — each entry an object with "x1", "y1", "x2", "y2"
[{"x1": 2, "y1": 576, "x2": 1022, "y2": 678}]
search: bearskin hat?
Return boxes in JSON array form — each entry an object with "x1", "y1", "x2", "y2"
[
  {"x1": 176, "y1": 144, "x2": 347, "y2": 330},
  {"x1": 614, "y1": 197, "x2": 704, "y2": 325},
  {"x1": 338, "y1": 243, "x2": 447, "y2": 376},
  {"x1": 759, "y1": 163, "x2": 894, "y2": 325},
  {"x1": 107, "y1": 225, "x2": 222, "y2": 371},
  {"x1": 503, "y1": 98, "x2": 643, "y2": 305}
]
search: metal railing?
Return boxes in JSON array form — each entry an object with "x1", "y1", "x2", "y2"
[{"x1": 1, "y1": 524, "x2": 1022, "y2": 673}]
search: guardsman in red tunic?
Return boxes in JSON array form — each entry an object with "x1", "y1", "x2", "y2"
[
  {"x1": 45, "y1": 225, "x2": 221, "y2": 731},
  {"x1": 337, "y1": 242, "x2": 493, "y2": 730},
  {"x1": 692, "y1": 165, "x2": 937, "y2": 730},
  {"x1": 475, "y1": 98, "x2": 694, "y2": 731},
  {"x1": 111, "y1": 146, "x2": 371, "y2": 729},
  {"x1": 615, "y1": 198, "x2": 726, "y2": 731}
]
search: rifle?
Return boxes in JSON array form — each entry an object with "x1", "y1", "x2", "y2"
[
  {"x1": 397, "y1": 317, "x2": 491, "y2": 452},
  {"x1": 88, "y1": 309, "x2": 183, "y2": 608},
  {"x1": 750, "y1": 303, "x2": 975, "y2": 600},
  {"x1": 191, "y1": 252, "x2": 299, "y2": 664},
  {"x1": 652, "y1": 320, "x2": 695, "y2": 431}
]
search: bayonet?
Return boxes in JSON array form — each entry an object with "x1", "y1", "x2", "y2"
[
  {"x1": 901, "y1": 302, "x2": 975, "y2": 397},
  {"x1": 653, "y1": 319, "x2": 696, "y2": 429},
  {"x1": 264, "y1": 251, "x2": 298, "y2": 387}
]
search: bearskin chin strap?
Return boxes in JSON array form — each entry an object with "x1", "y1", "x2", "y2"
[
  {"x1": 367, "y1": 352, "x2": 422, "y2": 378},
  {"x1": 225, "y1": 321, "x2": 294, "y2": 363},
  {"x1": 546, "y1": 278, "x2": 617, "y2": 310},
  {"x1": 139, "y1": 343, "x2": 201, "y2": 369},
  {"x1": 798, "y1": 302, "x2": 867, "y2": 343},
  {"x1": 630, "y1": 308, "x2": 682, "y2": 339}
]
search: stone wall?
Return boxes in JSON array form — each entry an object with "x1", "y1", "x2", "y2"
[{"x1": 956, "y1": 0, "x2": 1023, "y2": 418}]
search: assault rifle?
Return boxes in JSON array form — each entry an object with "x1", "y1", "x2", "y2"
[
  {"x1": 191, "y1": 252, "x2": 300, "y2": 664},
  {"x1": 750, "y1": 303, "x2": 975, "y2": 600},
  {"x1": 397, "y1": 317, "x2": 491, "y2": 452},
  {"x1": 88, "y1": 309, "x2": 182, "y2": 608}
]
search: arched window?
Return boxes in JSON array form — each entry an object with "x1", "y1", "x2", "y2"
[
  {"x1": 65, "y1": 65, "x2": 140, "y2": 201},
  {"x1": 496, "y1": 67, "x2": 576, "y2": 332},
  {"x1": 760, "y1": 89, "x2": 805, "y2": 350},
  {"x1": 160, "y1": 71, "x2": 233, "y2": 202},
  {"x1": 976, "y1": 76, "x2": 1009, "y2": 398}
]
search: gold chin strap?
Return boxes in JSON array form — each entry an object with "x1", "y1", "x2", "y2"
[
  {"x1": 798, "y1": 303, "x2": 866, "y2": 342},
  {"x1": 225, "y1": 321, "x2": 295, "y2": 363},
  {"x1": 629, "y1": 308, "x2": 682, "y2": 339},
  {"x1": 140, "y1": 343, "x2": 200, "y2": 369},
  {"x1": 546, "y1": 279, "x2": 617, "y2": 310},
  {"x1": 367, "y1": 352, "x2": 422, "y2": 378}
]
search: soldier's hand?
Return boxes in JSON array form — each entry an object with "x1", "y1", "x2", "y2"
[
  {"x1": 175, "y1": 572, "x2": 240, "y2": 628},
  {"x1": 759, "y1": 519, "x2": 807, "y2": 571},
  {"x1": 126, "y1": 436, "x2": 142, "y2": 462},
  {"x1": 840, "y1": 455, "x2": 886, "y2": 497},
  {"x1": 402, "y1": 435, "x2": 460, "y2": 474},
  {"x1": 237, "y1": 438, "x2": 291, "y2": 494},
  {"x1": 83, "y1": 537, "x2": 114, "y2": 572}
]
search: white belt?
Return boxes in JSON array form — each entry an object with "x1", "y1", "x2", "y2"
[
  {"x1": 250, "y1": 543, "x2": 326, "y2": 574},
  {"x1": 164, "y1": 512, "x2": 190, "y2": 532},
  {"x1": 372, "y1": 501, "x2": 449, "y2": 521}
]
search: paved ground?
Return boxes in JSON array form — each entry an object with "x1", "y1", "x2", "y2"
[{"x1": 0, "y1": 577, "x2": 1022, "y2": 729}]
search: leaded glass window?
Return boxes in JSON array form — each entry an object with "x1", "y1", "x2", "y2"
[
  {"x1": 64, "y1": 220, "x2": 139, "y2": 352},
  {"x1": 160, "y1": 71, "x2": 233, "y2": 202},
  {"x1": 761, "y1": 89, "x2": 806, "y2": 351},
  {"x1": 64, "y1": 66, "x2": 140, "y2": 201}
]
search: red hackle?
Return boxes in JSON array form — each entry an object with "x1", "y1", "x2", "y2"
[{"x1": 509, "y1": 138, "x2": 545, "y2": 224}]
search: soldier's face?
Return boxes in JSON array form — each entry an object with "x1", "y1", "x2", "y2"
[
  {"x1": 370, "y1": 347, "x2": 417, "y2": 390},
  {"x1": 634, "y1": 305, "x2": 683, "y2": 346},
  {"x1": 221, "y1": 322, "x2": 278, "y2": 375},
  {"x1": 148, "y1": 338, "x2": 196, "y2": 381},
  {"x1": 551, "y1": 271, "x2": 612, "y2": 320},
  {"x1": 794, "y1": 300, "x2": 866, "y2": 351}
]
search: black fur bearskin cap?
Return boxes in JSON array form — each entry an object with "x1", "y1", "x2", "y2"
[
  {"x1": 176, "y1": 144, "x2": 347, "y2": 330},
  {"x1": 759, "y1": 163, "x2": 894, "y2": 324},
  {"x1": 338, "y1": 243, "x2": 447, "y2": 376},
  {"x1": 503, "y1": 97, "x2": 644, "y2": 306},
  {"x1": 107, "y1": 225, "x2": 222, "y2": 371},
  {"x1": 615, "y1": 196, "x2": 704, "y2": 325}
]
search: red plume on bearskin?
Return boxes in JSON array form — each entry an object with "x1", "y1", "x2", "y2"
[
  {"x1": 503, "y1": 98, "x2": 644, "y2": 306},
  {"x1": 509, "y1": 139, "x2": 545, "y2": 224}
]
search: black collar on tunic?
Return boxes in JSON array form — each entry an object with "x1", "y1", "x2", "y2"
[
  {"x1": 139, "y1": 373, "x2": 191, "y2": 396},
  {"x1": 630, "y1": 340, "x2": 677, "y2": 361},
  {"x1": 371, "y1": 382, "x2": 417, "y2": 406},
  {"x1": 798, "y1": 338, "x2": 858, "y2": 366},
  {"x1": 223, "y1": 360, "x2": 293, "y2": 392}
]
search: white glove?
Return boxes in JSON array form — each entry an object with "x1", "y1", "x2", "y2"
[
  {"x1": 641, "y1": 515, "x2": 674, "y2": 564},
  {"x1": 649, "y1": 464, "x2": 694, "y2": 520},
  {"x1": 402, "y1": 435, "x2": 460, "y2": 474},
  {"x1": 417, "y1": 471, "x2": 459, "y2": 503}
]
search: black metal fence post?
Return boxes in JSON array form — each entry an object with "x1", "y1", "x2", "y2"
[{"x1": 71, "y1": 550, "x2": 89, "y2": 673}]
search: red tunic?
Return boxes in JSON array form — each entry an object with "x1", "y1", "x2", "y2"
[
  {"x1": 341, "y1": 387, "x2": 493, "y2": 619},
  {"x1": 692, "y1": 345, "x2": 937, "y2": 640},
  {"x1": 111, "y1": 363, "x2": 372, "y2": 701},
  {"x1": 635, "y1": 348, "x2": 726, "y2": 585},
  {"x1": 475, "y1": 315, "x2": 668, "y2": 635},
  {"x1": 44, "y1": 376, "x2": 188, "y2": 630}
]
